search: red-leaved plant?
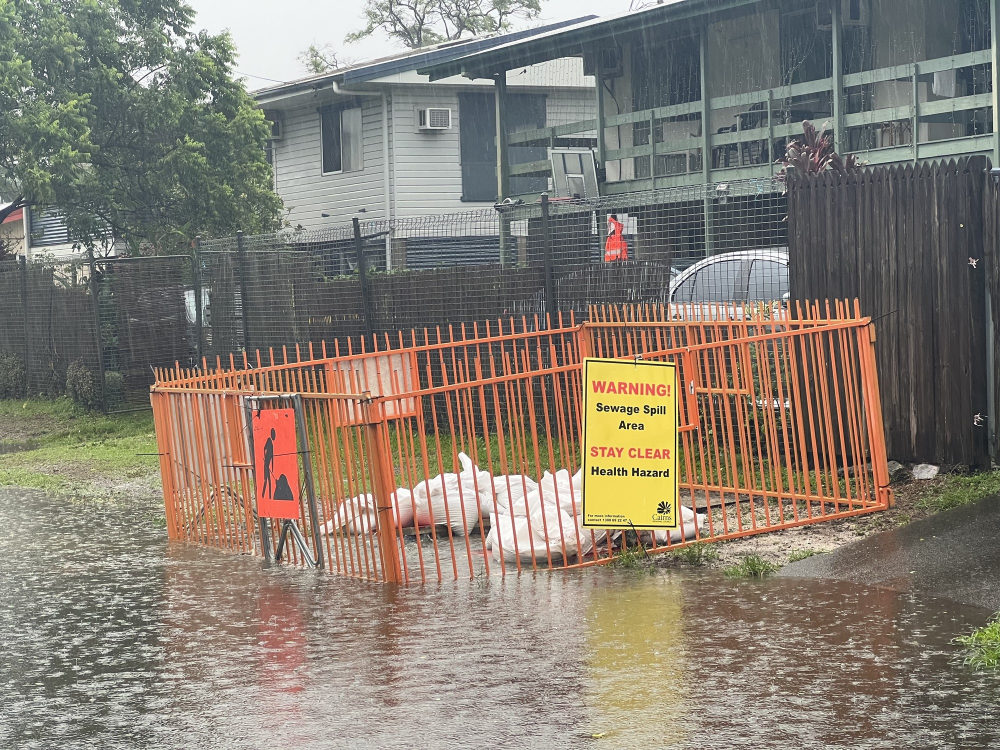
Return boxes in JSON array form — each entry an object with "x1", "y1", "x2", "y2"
[{"x1": 778, "y1": 120, "x2": 859, "y2": 181}]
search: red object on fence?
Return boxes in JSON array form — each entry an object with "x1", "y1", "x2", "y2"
[
  {"x1": 604, "y1": 215, "x2": 628, "y2": 262},
  {"x1": 252, "y1": 408, "x2": 301, "y2": 519}
]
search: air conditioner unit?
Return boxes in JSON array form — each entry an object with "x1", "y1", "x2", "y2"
[
  {"x1": 817, "y1": 0, "x2": 870, "y2": 29},
  {"x1": 263, "y1": 110, "x2": 283, "y2": 140},
  {"x1": 417, "y1": 107, "x2": 452, "y2": 131}
]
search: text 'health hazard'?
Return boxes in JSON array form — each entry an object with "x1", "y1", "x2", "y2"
[{"x1": 581, "y1": 358, "x2": 678, "y2": 529}]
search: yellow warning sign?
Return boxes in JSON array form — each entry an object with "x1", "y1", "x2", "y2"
[{"x1": 581, "y1": 358, "x2": 678, "y2": 529}]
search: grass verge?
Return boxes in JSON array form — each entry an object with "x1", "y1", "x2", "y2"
[
  {"x1": 668, "y1": 541, "x2": 719, "y2": 566},
  {"x1": 0, "y1": 398, "x2": 159, "y2": 500},
  {"x1": 723, "y1": 553, "x2": 779, "y2": 578},
  {"x1": 954, "y1": 613, "x2": 1000, "y2": 670},
  {"x1": 915, "y1": 471, "x2": 1000, "y2": 513}
]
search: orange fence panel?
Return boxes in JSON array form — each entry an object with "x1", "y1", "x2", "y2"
[{"x1": 150, "y1": 301, "x2": 892, "y2": 583}]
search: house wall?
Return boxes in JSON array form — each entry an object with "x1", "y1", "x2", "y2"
[
  {"x1": 268, "y1": 80, "x2": 595, "y2": 229},
  {"x1": 270, "y1": 95, "x2": 387, "y2": 228},
  {"x1": 0, "y1": 216, "x2": 26, "y2": 257},
  {"x1": 389, "y1": 85, "x2": 483, "y2": 217}
]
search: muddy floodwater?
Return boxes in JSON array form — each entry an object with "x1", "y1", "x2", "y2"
[{"x1": 2, "y1": 488, "x2": 999, "y2": 749}]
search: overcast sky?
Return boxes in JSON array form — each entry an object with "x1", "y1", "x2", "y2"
[{"x1": 186, "y1": 0, "x2": 637, "y2": 88}]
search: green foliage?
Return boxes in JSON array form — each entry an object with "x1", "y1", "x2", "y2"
[
  {"x1": 788, "y1": 548, "x2": 826, "y2": 563},
  {"x1": 0, "y1": 397, "x2": 157, "y2": 494},
  {"x1": 917, "y1": 471, "x2": 1000, "y2": 513},
  {"x1": 104, "y1": 370, "x2": 125, "y2": 409},
  {"x1": 298, "y1": 43, "x2": 346, "y2": 74},
  {"x1": 0, "y1": 0, "x2": 282, "y2": 253},
  {"x1": 0, "y1": 353, "x2": 25, "y2": 399},
  {"x1": 723, "y1": 554, "x2": 780, "y2": 578},
  {"x1": 669, "y1": 541, "x2": 719, "y2": 566},
  {"x1": 65, "y1": 360, "x2": 101, "y2": 410},
  {"x1": 346, "y1": 0, "x2": 543, "y2": 49},
  {"x1": 611, "y1": 537, "x2": 651, "y2": 570},
  {"x1": 954, "y1": 612, "x2": 1000, "y2": 670}
]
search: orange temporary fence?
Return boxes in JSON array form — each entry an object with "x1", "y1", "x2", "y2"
[{"x1": 150, "y1": 301, "x2": 892, "y2": 583}]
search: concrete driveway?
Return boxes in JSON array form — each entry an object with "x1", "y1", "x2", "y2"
[{"x1": 780, "y1": 494, "x2": 1000, "y2": 612}]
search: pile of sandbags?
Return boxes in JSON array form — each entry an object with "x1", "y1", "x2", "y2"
[{"x1": 322, "y1": 454, "x2": 707, "y2": 565}]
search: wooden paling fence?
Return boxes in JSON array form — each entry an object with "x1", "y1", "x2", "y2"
[
  {"x1": 788, "y1": 156, "x2": 991, "y2": 467},
  {"x1": 149, "y1": 302, "x2": 892, "y2": 583}
]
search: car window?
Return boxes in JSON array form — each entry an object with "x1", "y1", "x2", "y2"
[
  {"x1": 692, "y1": 259, "x2": 743, "y2": 302},
  {"x1": 672, "y1": 271, "x2": 697, "y2": 303},
  {"x1": 747, "y1": 259, "x2": 789, "y2": 302}
]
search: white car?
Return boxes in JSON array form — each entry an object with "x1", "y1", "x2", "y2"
[{"x1": 668, "y1": 249, "x2": 789, "y2": 318}]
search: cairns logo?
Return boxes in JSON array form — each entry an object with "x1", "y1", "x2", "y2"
[{"x1": 653, "y1": 500, "x2": 673, "y2": 522}]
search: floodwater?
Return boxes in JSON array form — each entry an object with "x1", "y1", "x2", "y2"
[{"x1": 2, "y1": 488, "x2": 999, "y2": 749}]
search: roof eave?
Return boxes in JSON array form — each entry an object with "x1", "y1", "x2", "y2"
[{"x1": 419, "y1": 0, "x2": 760, "y2": 81}]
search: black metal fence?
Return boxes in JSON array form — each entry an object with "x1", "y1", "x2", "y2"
[{"x1": 0, "y1": 177, "x2": 787, "y2": 411}]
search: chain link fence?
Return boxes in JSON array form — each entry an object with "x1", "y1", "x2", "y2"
[{"x1": 0, "y1": 177, "x2": 787, "y2": 411}]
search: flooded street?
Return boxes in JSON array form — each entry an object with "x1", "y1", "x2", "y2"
[{"x1": 2, "y1": 488, "x2": 999, "y2": 749}]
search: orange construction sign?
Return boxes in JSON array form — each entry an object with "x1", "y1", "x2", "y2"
[{"x1": 252, "y1": 408, "x2": 301, "y2": 519}]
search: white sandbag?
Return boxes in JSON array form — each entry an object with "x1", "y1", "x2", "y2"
[
  {"x1": 411, "y1": 452, "x2": 482, "y2": 534},
  {"x1": 529, "y1": 503, "x2": 593, "y2": 559},
  {"x1": 488, "y1": 511, "x2": 590, "y2": 563},
  {"x1": 391, "y1": 487, "x2": 415, "y2": 529},
  {"x1": 490, "y1": 474, "x2": 538, "y2": 516},
  {"x1": 323, "y1": 489, "x2": 417, "y2": 536},
  {"x1": 457, "y1": 453, "x2": 495, "y2": 518},
  {"x1": 537, "y1": 468, "x2": 584, "y2": 516},
  {"x1": 322, "y1": 494, "x2": 376, "y2": 536}
]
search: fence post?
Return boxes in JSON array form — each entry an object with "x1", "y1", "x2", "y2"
[
  {"x1": 87, "y1": 248, "x2": 108, "y2": 412},
  {"x1": 18, "y1": 256, "x2": 29, "y2": 394},
  {"x1": 363, "y1": 399, "x2": 402, "y2": 583},
  {"x1": 540, "y1": 193, "x2": 556, "y2": 322},
  {"x1": 236, "y1": 230, "x2": 251, "y2": 353},
  {"x1": 353, "y1": 217, "x2": 375, "y2": 338},
  {"x1": 192, "y1": 235, "x2": 203, "y2": 365}
]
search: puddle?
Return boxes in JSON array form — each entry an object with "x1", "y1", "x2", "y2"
[{"x1": 2, "y1": 487, "x2": 999, "y2": 749}]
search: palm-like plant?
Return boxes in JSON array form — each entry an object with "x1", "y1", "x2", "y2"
[{"x1": 779, "y1": 120, "x2": 859, "y2": 179}]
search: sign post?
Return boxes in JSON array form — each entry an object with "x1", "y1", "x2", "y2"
[{"x1": 581, "y1": 358, "x2": 678, "y2": 530}]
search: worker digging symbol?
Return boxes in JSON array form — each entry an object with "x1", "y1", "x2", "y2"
[
  {"x1": 605, "y1": 214, "x2": 628, "y2": 262},
  {"x1": 252, "y1": 408, "x2": 302, "y2": 519},
  {"x1": 262, "y1": 428, "x2": 275, "y2": 499}
]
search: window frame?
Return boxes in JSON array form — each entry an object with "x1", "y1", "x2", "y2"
[{"x1": 320, "y1": 101, "x2": 364, "y2": 176}]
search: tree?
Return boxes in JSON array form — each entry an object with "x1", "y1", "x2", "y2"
[
  {"x1": 0, "y1": 0, "x2": 283, "y2": 254},
  {"x1": 298, "y1": 43, "x2": 350, "y2": 75},
  {"x1": 346, "y1": 0, "x2": 543, "y2": 49}
]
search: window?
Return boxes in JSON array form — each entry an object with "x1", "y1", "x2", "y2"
[
  {"x1": 746, "y1": 259, "x2": 789, "y2": 302},
  {"x1": 672, "y1": 272, "x2": 698, "y2": 303},
  {"x1": 458, "y1": 92, "x2": 547, "y2": 202},
  {"x1": 692, "y1": 259, "x2": 744, "y2": 302},
  {"x1": 321, "y1": 105, "x2": 363, "y2": 174}
]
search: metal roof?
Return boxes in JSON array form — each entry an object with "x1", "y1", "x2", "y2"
[
  {"x1": 252, "y1": 17, "x2": 596, "y2": 101},
  {"x1": 418, "y1": 0, "x2": 759, "y2": 80}
]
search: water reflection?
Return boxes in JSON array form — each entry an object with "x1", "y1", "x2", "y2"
[{"x1": 2, "y1": 489, "x2": 999, "y2": 749}]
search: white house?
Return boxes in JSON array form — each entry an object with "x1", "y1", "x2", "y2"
[
  {"x1": 253, "y1": 20, "x2": 599, "y2": 237},
  {"x1": 0, "y1": 205, "x2": 80, "y2": 260}
]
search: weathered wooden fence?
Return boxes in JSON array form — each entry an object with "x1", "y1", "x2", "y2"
[{"x1": 788, "y1": 156, "x2": 991, "y2": 468}]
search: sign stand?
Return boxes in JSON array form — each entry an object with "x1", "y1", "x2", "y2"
[{"x1": 244, "y1": 393, "x2": 324, "y2": 569}]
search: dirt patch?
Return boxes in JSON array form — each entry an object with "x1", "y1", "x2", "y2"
[{"x1": 0, "y1": 409, "x2": 63, "y2": 446}]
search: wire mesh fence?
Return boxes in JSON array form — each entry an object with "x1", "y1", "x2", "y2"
[{"x1": 0, "y1": 177, "x2": 788, "y2": 410}]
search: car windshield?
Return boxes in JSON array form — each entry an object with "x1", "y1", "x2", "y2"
[{"x1": 747, "y1": 259, "x2": 789, "y2": 302}]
